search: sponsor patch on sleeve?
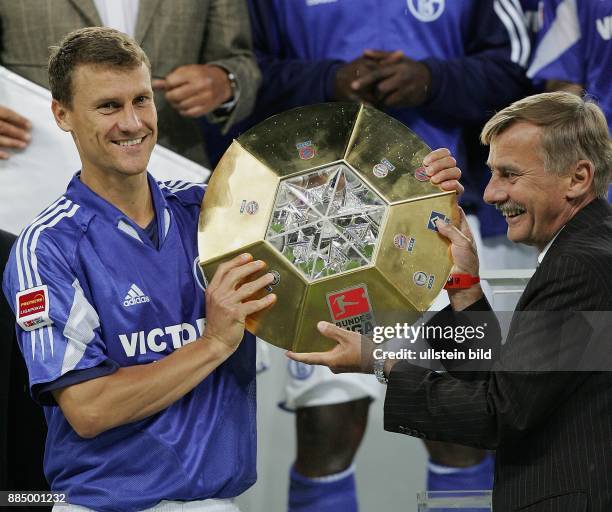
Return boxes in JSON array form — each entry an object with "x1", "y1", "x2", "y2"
[{"x1": 16, "y1": 285, "x2": 53, "y2": 331}]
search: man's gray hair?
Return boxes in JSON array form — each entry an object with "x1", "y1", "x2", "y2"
[{"x1": 481, "y1": 92, "x2": 611, "y2": 198}]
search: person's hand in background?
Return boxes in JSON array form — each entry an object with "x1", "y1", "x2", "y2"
[{"x1": 0, "y1": 106, "x2": 32, "y2": 159}]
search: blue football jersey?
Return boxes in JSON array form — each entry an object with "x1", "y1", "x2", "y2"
[
  {"x1": 2, "y1": 173, "x2": 257, "y2": 512},
  {"x1": 527, "y1": 0, "x2": 612, "y2": 128}
]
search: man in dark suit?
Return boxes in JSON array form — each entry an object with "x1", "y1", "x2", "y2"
[{"x1": 288, "y1": 92, "x2": 612, "y2": 511}]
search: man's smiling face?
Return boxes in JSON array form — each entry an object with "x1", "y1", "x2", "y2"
[
  {"x1": 58, "y1": 62, "x2": 157, "y2": 179},
  {"x1": 483, "y1": 122, "x2": 573, "y2": 250}
]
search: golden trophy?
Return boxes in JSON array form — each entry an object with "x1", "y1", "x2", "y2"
[{"x1": 198, "y1": 103, "x2": 456, "y2": 352}]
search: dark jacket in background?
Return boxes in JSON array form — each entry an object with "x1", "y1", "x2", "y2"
[{"x1": 1, "y1": 229, "x2": 49, "y2": 511}]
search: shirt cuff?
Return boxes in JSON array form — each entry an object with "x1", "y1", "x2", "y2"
[{"x1": 34, "y1": 359, "x2": 120, "y2": 405}]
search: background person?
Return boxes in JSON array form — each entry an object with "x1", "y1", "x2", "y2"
[
  {"x1": 0, "y1": 0, "x2": 260, "y2": 166},
  {"x1": 2, "y1": 27, "x2": 273, "y2": 512},
  {"x1": 526, "y1": 0, "x2": 612, "y2": 201}
]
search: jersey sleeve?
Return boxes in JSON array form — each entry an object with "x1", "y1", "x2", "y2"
[
  {"x1": 2, "y1": 231, "x2": 117, "y2": 404},
  {"x1": 422, "y1": 0, "x2": 533, "y2": 124},
  {"x1": 526, "y1": 0, "x2": 585, "y2": 84},
  {"x1": 247, "y1": 0, "x2": 342, "y2": 118}
]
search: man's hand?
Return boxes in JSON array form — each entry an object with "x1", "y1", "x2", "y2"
[
  {"x1": 333, "y1": 56, "x2": 379, "y2": 103},
  {"x1": 435, "y1": 208, "x2": 483, "y2": 309},
  {"x1": 203, "y1": 253, "x2": 277, "y2": 354},
  {"x1": 0, "y1": 106, "x2": 32, "y2": 159},
  {"x1": 352, "y1": 50, "x2": 431, "y2": 108},
  {"x1": 152, "y1": 64, "x2": 233, "y2": 118},
  {"x1": 423, "y1": 147, "x2": 464, "y2": 197},
  {"x1": 287, "y1": 321, "x2": 369, "y2": 374}
]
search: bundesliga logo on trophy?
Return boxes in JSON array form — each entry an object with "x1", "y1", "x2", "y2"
[{"x1": 198, "y1": 103, "x2": 456, "y2": 352}]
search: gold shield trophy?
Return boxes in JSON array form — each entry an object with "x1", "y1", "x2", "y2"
[{"x1": 198, "y1": 103, "x2": 456, "y2": 352}]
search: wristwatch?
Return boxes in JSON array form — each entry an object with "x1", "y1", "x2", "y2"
[
  {"x1": 373, "y1": 358, "x2": 388, "y2": 384},
  {"x1": 444, "y1": 273, "x2": 480, "y2": 289},
  {"x1": 218, "y1": 71, "x2": 239, "y2": 111}
]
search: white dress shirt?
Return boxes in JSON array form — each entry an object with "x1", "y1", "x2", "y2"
[{"x1": 93, "y1": 0, "x2": 140, "y2": 38}]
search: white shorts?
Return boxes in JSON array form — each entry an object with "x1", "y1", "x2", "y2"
[
  {"x1": 280, "y1": 359, "x2": 384, "y2": 411},
  {"x1": 53, "y1": 498, "x2": 239, "y2": 512}
]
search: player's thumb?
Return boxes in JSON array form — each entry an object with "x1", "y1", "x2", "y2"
[{"x1": 436, "y1": 218, "x2": 473, "y2": 246}]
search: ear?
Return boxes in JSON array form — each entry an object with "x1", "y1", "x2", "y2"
[
  {"x1": 566, "y1": 160, "x2": 595, "y2": 200},
  {"x1": 51, "y1": 99, "x2": 72, "y2": 132}
]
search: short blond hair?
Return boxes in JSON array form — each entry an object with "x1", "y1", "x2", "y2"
[
  {"x1": 49, "y1": 27, "x2": 151, "y2": 108},
  {"x1": 481, "y1": 92, "x2": 612, "y2": 197}
]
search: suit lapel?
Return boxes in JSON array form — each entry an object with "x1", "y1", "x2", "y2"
[
  {"x1": 135, "y1": 0, "x2": 164, "y2": 44},
  {"x1": 66, "y1": 0, "x2": 102, "y2": 25}
]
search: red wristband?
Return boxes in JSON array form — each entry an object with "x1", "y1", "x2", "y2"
[{"x1": 444, "y1": 273, "x2": 480, "y2": 289}]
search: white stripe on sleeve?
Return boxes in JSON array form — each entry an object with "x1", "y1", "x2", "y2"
[
  {"x1": 527, "y1": 0, "x2": 580, "y2": 78},
  {"x1": 61, "y1": 279, "x2": 101, "y2": 375},
  {"x1": 494, "y1": 0, "x2": 531, "y2": 67}
]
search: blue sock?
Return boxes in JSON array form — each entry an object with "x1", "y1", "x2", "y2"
[
  {"x1": 426, "y1": 455, "x2": 494, "y2": 512},
  {"x1": 288, "y1": 465, "x2": 358, "y2": 512},
  {"x1": 427, "y1": 453, "x2": 494, "y2": 491}
]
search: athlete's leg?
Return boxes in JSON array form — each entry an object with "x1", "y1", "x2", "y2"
[
  {"x1": 288, "y1": 398, "x2": 370, "y2": 512},
  {"x1": 295, "y1": 398, "x2": 370, "y2": 476},
  {"x1": 424, "y1": 441, "x2": 494, "y2": 491}
]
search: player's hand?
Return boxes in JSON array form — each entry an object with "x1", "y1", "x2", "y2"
[
  {"x1": 0, "y1": 105, "x2": 32, "y2": 159},
  {"x1": 152, "y1": 64, "x2": 233, "y2": 118},
  {"x1": 423, "y1": 148, "x2": 464, "y2": 197},
  {"x1": 353, "y1": 50, "x2": 431, "y2": 108},
  {"x1": 202, "y1": 253, "x2": 277, "y2": 355},
  {"x1": 287, "y1": 322, "x2": 370, "y2": 374},
  {"x1": 333, "y1": 56, "x2": 379, "y2": 103}
]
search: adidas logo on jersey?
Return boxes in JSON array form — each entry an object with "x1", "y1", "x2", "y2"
[{"x1": 123, "y1": 284, "x2": 151, "y2": 307}]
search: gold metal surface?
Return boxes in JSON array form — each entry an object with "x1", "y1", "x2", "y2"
[
  {"x1": 198, "y1": 142, "x2": 279, "y2": 262},
  {"x1": 198, "y1": 103, "x2": 456, "y2": 352},
  {"x1": 238, "y1": 103, "x2": 360, "y2": 178},
  {"x1": 376, "y1": 194, "x2": 457, "y2": 311},
  {"x1": 344, "y1": 105, "x2": 435, "y2": 203}
]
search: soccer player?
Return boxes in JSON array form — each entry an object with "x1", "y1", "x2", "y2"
[
  {"x1": 2, "y1": 27, "x2": 276, "y2": 512},
  {"x1": 2, "y1": 26, "x2": 463, "y2": 512}
]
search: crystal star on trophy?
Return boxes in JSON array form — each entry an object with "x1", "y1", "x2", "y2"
[{"x1": 198, "y1": 103, "x2": 457, "y2": 352}]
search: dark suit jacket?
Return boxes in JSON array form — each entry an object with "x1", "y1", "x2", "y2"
[
  {"x1": 384, "y1": 198, "x2": 612, "y2": 512},
  {"x1": 0, "y1": 0, "x2": 261, "y2": 166},
  {"x1": 1, "y1": 230, "x2": 50, "y2": 511}
]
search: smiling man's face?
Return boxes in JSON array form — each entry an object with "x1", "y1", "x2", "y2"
[
  {"x1": 483, "y1": 121, "x2": 573, "y2": 250},
  {"x1": 57, "y1": 62, "x2": 157, "y2": 180}
]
